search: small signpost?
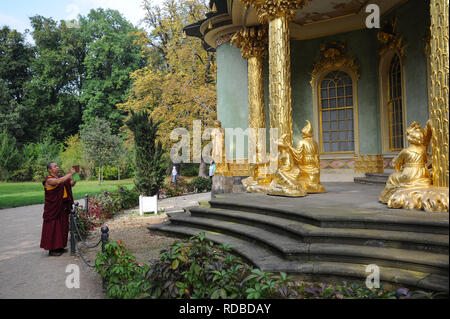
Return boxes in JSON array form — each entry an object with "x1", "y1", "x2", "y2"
[{"x1": 139, "y1": 195, "x2": 158, "y2": 216}]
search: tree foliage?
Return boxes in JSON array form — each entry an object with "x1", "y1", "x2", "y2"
[
  {"x1": 119, "y1": 0, "x2": 217, "y2": 152},
  {"x1": 80, "y1": 9, "x2": 146, "y2": 133},
  {"x1": 126, "y1": 110, "x2": 166, "y2": 196},
  {"x1": 0, "y1": 9, "x2": 145, "y2": 147},
  {"x1": 79, "y1": 118, "x2": 122, "y2": 183},
  {"x1": 0, "y1": 27, "x2": 33, "y2": 142},
  {"x1": 0, "y1": 130, "x2": 21, "y2": 180}
]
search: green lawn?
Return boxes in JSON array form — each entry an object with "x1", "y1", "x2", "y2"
[{"x1": 0, "y1": 179, "x2": 135, "y2": 210}]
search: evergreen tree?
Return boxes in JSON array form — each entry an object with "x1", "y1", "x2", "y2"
[
  {"x1": 126, "y1": 110, "x2": 166, "y2": 196},
  {"x1": 0, "y1": 130, "x2": 21, "y2": 181}
]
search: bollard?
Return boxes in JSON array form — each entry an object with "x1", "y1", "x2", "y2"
[
  {"x1": 101, "y1": 225, "x2": 109, "y2": 253},
  {"x1": 70, "y1": 205, "x2": 77, "y2": 256},
  {"x1": 85, "y1": 194, "x2": 89, "y2": 214},
  {"x1": 100, "y1": 225, "x2": 109, "y2": 292}
]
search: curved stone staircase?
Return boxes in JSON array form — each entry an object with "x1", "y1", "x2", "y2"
[{"x1": 148, "y1": 190, "x2": 449, "y2": 292}]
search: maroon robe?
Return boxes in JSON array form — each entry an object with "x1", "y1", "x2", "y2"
[{"x1": 40, "y1": 176, "x2": 74, "y2": 251}]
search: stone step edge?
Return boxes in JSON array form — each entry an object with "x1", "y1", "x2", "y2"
[
  {"x1": 187, "y1": 206, "x2": 449, "y2": 251},
  {"x1": 209, "y1": 199, "x2": 449, "y2": 233},
  {"x1": 168, "y1": 214, "x2": 449, "y2": 271},
  {"x1": 354, "y1": 179, "x2": 387, "y2": 184},
  {"x1": 147, "y1": 223, "x2": 449, "y2": 293}
]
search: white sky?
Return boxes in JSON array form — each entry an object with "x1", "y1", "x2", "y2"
[{"x1": 0, "y1": 0, "x2": 166, "y2": 36}]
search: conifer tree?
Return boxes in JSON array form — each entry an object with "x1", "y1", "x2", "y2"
[{"x1": 126, "y1": 110, "x2": 166, "y2": 196}]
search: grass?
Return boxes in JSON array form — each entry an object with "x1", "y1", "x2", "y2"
[{"x1": 0, "y1": 179, "x2": 135, "y2": 210}]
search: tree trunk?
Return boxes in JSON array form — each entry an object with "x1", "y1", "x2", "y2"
[
  {"x1": 198, "y1": 159, "x2": 208, "y2": 177},
  {"x1": 98, "y1": 166, "x2": 101, "y2": 185},
  {"x1": 118, "y1": 166, "x2": 120, "y2": 181}
]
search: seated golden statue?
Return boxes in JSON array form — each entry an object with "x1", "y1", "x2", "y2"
[
  {"x1": 379, "y1": 121, "x2": 432, "y2": 204},
  {"x1": 243, "y1": 120, "x2": 325, "y2": 197},
  {"x1": 289, "y1": 120, "x2": 325, "y2": 193},
  {"x1": 211, "y1": 120, "x2": 228, "y2": 174}
]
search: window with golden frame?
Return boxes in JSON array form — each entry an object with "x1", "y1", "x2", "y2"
[
  {"x1": 319, "y1": 71, "x2": 355, "y2": 153},
  {"x1": 387, "y1": 54, "x2": 404, "y2": 151}
]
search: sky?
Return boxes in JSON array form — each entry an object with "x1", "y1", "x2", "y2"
[{"x1": 0, "y1": 0, "x2": 164, "y2": 37}]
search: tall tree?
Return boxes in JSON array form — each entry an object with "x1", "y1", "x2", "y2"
[
  {"x1": 22, "y1": 16, "x2": 84, "y2": 142},
  {"x1": 0, "y1": 26, "x2": 33, "y2": 103},
  {"x1": 79, "y1": 117, "x2": 122, "y2": 184},
  {"x1": 126, "y1": 110, "x2": 166, "y2": 196},
  {"x1": 80, "y1": 9, "x2": 146, "y2": 134},
  {"x1": 0, "y1": 27, "x2": 33, "y2": 143},
  {"x1": 119, "y1": 0, "x2": 217, "y2": 156}
]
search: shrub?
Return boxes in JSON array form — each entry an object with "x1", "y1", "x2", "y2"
[
  {"x1": 296, "y1": 281, "x2": 396, "y2": 299},
  {"x1": 32, "y1": 164, "x2": 50, "y2": 182},
  {"x1": 144, "y1": 232, "x2": 253, "y2": 299},
  {"x1": 0, "y1": 130, "x2": 21, "y2": 181},
  {"x1": 9, "y1": 167, "x2": 33, "y2": 182},
  {"x1": 94, "y1": 234, "x2": 430, "y2": 299},
  {"x1": 180, "y1": 163, "x2": 199, "y2": 177},
  {"x1": 74, "y1": 204, "x2": 95, "y2": 239},
  {"x1": 190, "y1": 176, "x2": 212, "y2": 193},
  {"x1": 143, "y1": 233, "x2": 398, "y2": 299},
  {"x1": 110, "y1": 186, "x2": 139, "y2": 210},
  {"x1": 95, "y1": 240, "x2": 150, "y2": 299}
]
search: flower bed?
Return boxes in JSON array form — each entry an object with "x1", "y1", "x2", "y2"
[
  {"x1": 75, "y1": 186, "x2": 140, "y2": 238},
  {"x1": 158, "y1": 177, "x2": 211, "y2": 199},
  {"x1": 93, "y1": 233, "x2": 445, "y2": 299}
]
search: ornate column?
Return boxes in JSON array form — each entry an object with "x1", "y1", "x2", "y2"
[
  {"x1": 231, "y1": 27, "x2": 268, "y2": 176},
  {"x1": 242, "y1": 0, "x2": 306, "y2": 146},
  {"x1": 240, "y1": 0, "x2": 309, "y2": 197},
  {"x1": 428, "y1": 0, "x2": 449, "y2": 189}
]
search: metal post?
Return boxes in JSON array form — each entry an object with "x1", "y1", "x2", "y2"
[
  {"x1": 70, "y1": 205, "x2": 76, "y2": 256},
  {"x1": 100, "y1": 225, "x2": 109, "y2": 292},
  {"x1": 101, "y1": 225, "x2": 109, "y2": 253},
  {"x1": 85, "y1": 194, "x2": 89, "y2": 214}
]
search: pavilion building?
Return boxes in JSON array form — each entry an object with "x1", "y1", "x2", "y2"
[{"x1": 184, "y1": 0, "x2": 448, "y2": 193}]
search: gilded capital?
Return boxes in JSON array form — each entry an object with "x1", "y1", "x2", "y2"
[
  {"x1": 241, "y1": 0, "x2": 307, "y2": 23},
  {"x1": 231, "y1": 27, "x2": 268, "y2": 59}
]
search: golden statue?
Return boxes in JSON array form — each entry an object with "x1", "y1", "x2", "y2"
[
  {"x1": 211, "y1": 120, "x2": 227, "y2": 174},
  {"x1": 243, "y1": 120, "x2": 324, "y2": 197},
  {"x1": 379, "y1": 121, "x2": 448, "y2": 212},
  {"x1": 380, "y1": 121, "x2": 432, "y2": 203},
  {"x1": 290, "y1": 120, "x2": 325, "y2": 193}
]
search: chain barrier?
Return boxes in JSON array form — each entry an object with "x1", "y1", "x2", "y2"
[{"x1": 69, "y1": 194, "x2": 109, "y2": 269}]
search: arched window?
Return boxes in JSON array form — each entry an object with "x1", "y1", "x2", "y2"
[
  {"x1": 319, "y1": 71, "x2": 355, "y2": 153},
  {"x1": 387, "y1": 54, "x2": 404, "y2": 150}
]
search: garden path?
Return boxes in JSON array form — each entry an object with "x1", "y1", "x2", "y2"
[{"x1": 0, "y1": 192, "x2": 211, "y2": 299}]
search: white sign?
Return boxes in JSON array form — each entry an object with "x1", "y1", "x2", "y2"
[{"x1": 139, "y1": 195, "x2": 158, "y2": 216}]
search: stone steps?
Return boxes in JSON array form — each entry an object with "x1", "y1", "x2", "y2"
[
  {"x1": 147, "y1": 222, "x2": 449, "y2": 292},
  {"x1": 147, "y1": 189, "x2": 449, "y2": 292},
  {"x1": 166, "y1": 213, "x2": 448, "y2": 276},
  {"x1": 209, "y1": 198, "x2": 449, "y2": 235},
  {"x1": 188, "y1": 206, "x2": 449, "y2": 254}
]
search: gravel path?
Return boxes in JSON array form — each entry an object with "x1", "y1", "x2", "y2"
[{"x1": 0, "y1": 192, "x2": 211, "y2": 299}]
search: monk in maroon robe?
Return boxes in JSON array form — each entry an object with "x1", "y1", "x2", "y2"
[{"x1": 40, "y1": 162, "x2": 76, "y2": 256}]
